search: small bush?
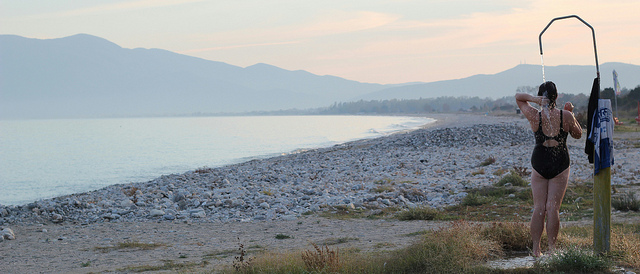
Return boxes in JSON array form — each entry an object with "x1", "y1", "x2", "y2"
[
  {"x1": 512, "y1": 166, "x2": 531, "y2": 177},
  {"x1": 472, "y1": 169, "x2": 485, "y2": 175},
  {"x1": 534, "y1": 246, "x2": 613, "y2": 273},
  {"x1": 612, "y1": 191, "x2": 640, "y2": 211},
  {"x1": 496, "y1": 171, "x2": 528, "y2": 187},
  {"x1": 461, "y1": 193, "x2": 492, "y2": 206},
  {"x1": 397, "y1": 206, "x2": 441, "y2": 221},
  {"x1": 275, "y1": 234, "x2": 291, "y2": 240},
  {"x1": 301, "y1": 243, "x2": 340, "y2": 272},
  {"x1": 479, "y1": 157, "x2": 496, "y2": 166},
  {"x1": 233, "y1": 242, "x2": 253, "y2": 272}
]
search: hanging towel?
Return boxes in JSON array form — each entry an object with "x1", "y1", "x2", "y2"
[
  {"x1": 585, "y1": 77, "x2": 600, "y2": 163},
  {"x1": 588, "y1": 99, "x2": 614, "y2": 175}
]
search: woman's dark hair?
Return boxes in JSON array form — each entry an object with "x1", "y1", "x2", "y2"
[{"x1": 538, "y1": 81, "x2": 557, "y2": 108}]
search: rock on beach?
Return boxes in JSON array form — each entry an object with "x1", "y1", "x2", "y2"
[{"x1": 1, "y1": 228, "x2": 15, "y2": 240}]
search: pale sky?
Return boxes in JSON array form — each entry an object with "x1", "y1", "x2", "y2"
[{"x1": 2, "y1": 0, "x2": 639, "y2": 84}]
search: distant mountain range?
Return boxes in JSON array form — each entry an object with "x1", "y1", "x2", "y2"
[{"x1": 1, "y1": 34, "x2": 639, "y2": 119}]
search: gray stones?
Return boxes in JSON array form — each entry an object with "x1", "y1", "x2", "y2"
[
  {"x1": 3, "y1": 122, "x2": 585, "y2": 225},
  {"x1": 189, "y1": 208, "x2": 206, "y2": 218},
  {"x1": 149, "y1": 209, "x2": 164, "y2": 217},
  {"x1": 1, "y1": 227, "x2": 15, "y2": 240},
  {"x1": 51, "y1": 213, "x2": 64, "y2": 223}
]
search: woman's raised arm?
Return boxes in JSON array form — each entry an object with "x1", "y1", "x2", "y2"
[{"x1": 515, "y1": 93, "x2": 543, "y2": 122}]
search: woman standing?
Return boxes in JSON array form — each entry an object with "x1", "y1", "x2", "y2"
[{"x1": 515, "y1": 81, "x2": 583, "y2": 257}]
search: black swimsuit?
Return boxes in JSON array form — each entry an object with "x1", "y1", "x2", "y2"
[{"x1": 531, "y1": 110, "x2": 570, "y2": 179}]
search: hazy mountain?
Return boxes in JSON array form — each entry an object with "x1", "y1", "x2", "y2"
[
  {"x1": 0, "y1": 34, "x2": 386, "y2": 118},
  {"x1": 357, "y1": 62, "x2": 640, "y2": 101},
  {"x1": 1, "y1": 34, "x2": 638, "y2": 119}
]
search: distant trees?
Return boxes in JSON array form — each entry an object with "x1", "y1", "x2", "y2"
[
  {"x1": 320, "y1": 97, "x2": 497, "y2": 115},
  {"x1": 316, "y1": 85, "x2": 640, "y2": 119}
]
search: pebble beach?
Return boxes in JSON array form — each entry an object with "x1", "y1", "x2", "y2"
[{"x1": 1, "y1": 113, "x2": 639, "y2": 273}]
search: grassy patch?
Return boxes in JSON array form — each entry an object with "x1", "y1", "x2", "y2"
[
  {"x1": 94, "y1": 241, "x2": 166, "y2": 253},
  {"x1": 403, "y1": 230, "x2": 429, "y2": 237},
  {"x1": 322, "y1": 237, "x2": 359, "y2": 245},
  {"x1": 384, "y1": 220, "x2": 502, "y2": 273},
  {"x1": 614, "y1": 124, "x2": 640, "y2": 133},
  {"x1": 612, "y1": 191, "x2": 640, "y2": 211},
  {"x1": 396, "y1": 206, "x2": 441, "y2": 220},
  {"x1": 275, "y1": 234, "x2": 292, "y2": 240},
  {"x1": 481, "y1": 222, "x2": 531, "y2": 252},
  {"x1": 479, "y1": 157, "x2": 496, "y2": 166},
  {"x1": 120, "y1": 260, "x2": 208, "y2": 272},
  {"x1": 534, "y1": 246, "x2": 613, "y2": 273},
  {"x1": 495, "y1": 171, "x2": 529, "y2": 187}
]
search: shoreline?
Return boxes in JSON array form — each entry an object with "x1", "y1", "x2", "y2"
[
  {"x1": 0, "y1": 114, "x2": 436, "y2": 207},
  {"x1": 2, "y1": 113, "x2": 534, "y2": 225},
  {"x1": 2, "y1": 113, "x2": 639, "y2": 273}
]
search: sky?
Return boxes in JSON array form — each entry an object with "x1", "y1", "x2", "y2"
[{"x1": 1, "y1": 0, "x2": 639, "y2": 84}]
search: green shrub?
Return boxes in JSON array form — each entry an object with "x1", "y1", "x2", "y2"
[
  {"x1": 534, "y1": 246, "x2": 613, "y2": 273},
  {"x1": 397, "y1": 206, "x2": 441, "y2": 221},
  {"x1": 461, "y1": 193, "x2": 492, "y2": 206},
  {"x1": 612, "y1": 191, "x2": 640, "y2": 212},
  {"x1": 496, "y1": 172, "x2": 528, "y2": 187},
  {"x1": 275, "y1": 234, "x2": 291, "y2": 240}
]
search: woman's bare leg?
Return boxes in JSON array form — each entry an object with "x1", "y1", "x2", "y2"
[
  {"x1": 530, "y1": 170, "x2": 549, "y2": 257},
  {"x1": 545, "y1": 168, "x2": 570, "y2": 252}
]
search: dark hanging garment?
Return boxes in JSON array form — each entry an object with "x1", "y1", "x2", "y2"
[{"x1": 585, "y1": 77, "x2": 600, "y2": 163}]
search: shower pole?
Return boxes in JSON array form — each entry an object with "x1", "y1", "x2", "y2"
[
  {"x1": 539, "y1": 15, "x2": 600, "y2": 79},
  {"x1": 538, "y1": 15, "x2": 610, "y2": 254}
]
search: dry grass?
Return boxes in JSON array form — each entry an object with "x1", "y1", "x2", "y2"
[
  {"x1": 481, "y1": 222, "x2": 531, "y2": 252},
  {"x1": 301, "y1": 243, "x2": 340, "y2": 272},
  {"x1": 385, "y1": 220, "x2": 502, "y2": 273},
  {"x1": 479, "y1": 157, "x2": 496, "y2": 166},
  {"x1": 219, "y1": 220, "x2": 640, "y2": 273}
]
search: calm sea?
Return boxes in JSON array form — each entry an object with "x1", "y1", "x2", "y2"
[{"x1": 0, "y1": 115, "x2": 434, "y2": 205}]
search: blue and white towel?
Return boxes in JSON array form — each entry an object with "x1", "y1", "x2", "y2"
[{"x1": 588, "y1": 99, "x2": 614, "y2": 175}]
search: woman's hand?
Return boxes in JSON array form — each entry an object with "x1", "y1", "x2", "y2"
[{"x1": 563, "y1": 102, "x2": 574, "y2": 112}]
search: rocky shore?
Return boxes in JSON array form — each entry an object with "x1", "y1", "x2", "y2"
[
  {"x1": 0, "y1": 115, "x2": 532, "y2": 225},
  {"x1": 1, "y1": 114, "x2": 638, "y2": 227},
  {"x1": 1, "y1": 114, "x2": 639, "y2": 273}
]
